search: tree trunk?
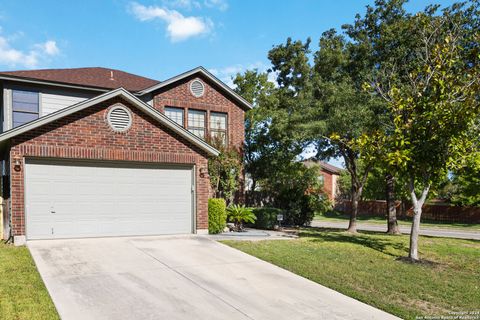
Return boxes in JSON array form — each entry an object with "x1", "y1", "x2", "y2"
[
  {"x1": 400, "y1": 200, "x2": 407, "y2": 218},
  {"x1": 385, "y1": 173, "x2": 400, "y2": 235},
  {"x1": 347, "y1": 186, "x2": 359, "y2": 233},
  {"x1": 409, "y1": 202, "x2": 422, "y2": 260},
  {"x1": 408, "y1": 181, "x2": 430, "y2": 261},
  {"x1": 342, "y1": 149, "x2": 370, "y2": 234},
  {"x1": 250, "y1": 179, "x2": 257, "y2": 207}
]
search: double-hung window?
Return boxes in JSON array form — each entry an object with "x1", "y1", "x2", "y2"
[
  {"x1": 210, "y1": 112, "x2": 227, "y2": 145},
  {"x1": 164, "y1": 107, "x2": 184, "y2": 126},
  {"x1": 12, "y1": 90, "x2": 39, "y2": 128},
  {"x1": 188, "y1": 110, "x2": 206, "y2": 139}
]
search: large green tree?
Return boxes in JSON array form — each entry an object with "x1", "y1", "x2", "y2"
[
  {"x1": 234, "y1": 39, "x2": 312, "y2": 194},
  {"x1": 234, "y1": 43, "x2": 326, "y2": 225},
  {"x1": 450, "y1": 168, "x2": 480, "y2": 206},
  {"x1": 343, "y1": 0, "x2": 415, "y2": 234},
  {"x1": 308, "y1": 30, "x2": 385, "y2": 232},
  {"x1": 367, "y1": 2, "x2": 480, "y2": 260},
  {"x1": 233, "y1": 70, "x2": 278, "y2": 194}
]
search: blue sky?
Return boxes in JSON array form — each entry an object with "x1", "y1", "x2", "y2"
[
  {"x1": 0, "y1": 0, "x2": 457, "y2": 167},
  {"x1": 0, "y1": 0, "x2": 457, "y2": 85}
]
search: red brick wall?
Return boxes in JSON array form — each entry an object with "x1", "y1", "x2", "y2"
[
  {"x1": 320, "y1": 170, "x2": 334, "y2": 201},
  {"x1": 152, "y1": 74, "x2": 245, "y2": 150},
  {"x1": 9, "y1": 97, "x2": 211, "y2": 236}
]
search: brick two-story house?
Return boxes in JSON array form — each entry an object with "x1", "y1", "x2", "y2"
[
  {"x1": 0, "y1": 67, "x2": 251, "y2": 244},
  {"x1": 303, "y1": 160, "x2": 342, "y2": 202}
]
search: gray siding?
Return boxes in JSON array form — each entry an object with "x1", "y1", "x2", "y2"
[
  {"x1": 2, "y1": 84, "x2": 97, "y2": 131},
  {"x1": 2, "y1": 88, "x2": 12, "y2": 132},
  {"x1": 41, "y1": 89, "x2": 94, "y2": 116}
]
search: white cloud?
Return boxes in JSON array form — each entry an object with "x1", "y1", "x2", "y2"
[
  {"x1": 129, "y1": 2, "x2": 213, "y2": 42},
  {"x1": 0, "y1": 36, "x2": 38, "y2": 67},
  {"x1": 0, "y1": 27, "x2": 60, "y2": 68},
  {"x1": 209, "y1": 62, "x2": 271, "y2": 88},
  {"x1": 165, "y1": 0, "x2": 227, "y2": 11},
  {"x1": 41, "y1": 40, "x2": 60, "y2": 56},
  {"x1": 166, "y1": 0, "x2": 201, "y2": 10},
  {"x1": 204, "y1": 0, "x2": 228, "y2": 11}
]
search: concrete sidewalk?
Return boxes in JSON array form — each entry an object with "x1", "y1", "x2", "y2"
[
  {"x1": 207, "y1": 228, "x2": 298, "y2": 241},
  {"x1": 311, "y1": 220, "x2": 480, "y2": 240},
  {"x1": 29, "y1": 235, "x2": 400, "y2": 320}
]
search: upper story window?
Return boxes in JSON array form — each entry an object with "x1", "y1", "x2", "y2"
[
  {"x1": 165, "y1": 107, "x2": 184, "y2": 126},
  {"x1": 188, "y1": 110, "x2": 206, "y2": 139},
  {"x1": 210, "y1": 112, "x2": 227, "y2": 145},
  {"x1": 12, "y1": 90, "x2": 39, "y2": 128}
]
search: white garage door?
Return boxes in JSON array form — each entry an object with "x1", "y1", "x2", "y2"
[{"x1": 25, "y1": 159, "x2": 194, "y2": 240}]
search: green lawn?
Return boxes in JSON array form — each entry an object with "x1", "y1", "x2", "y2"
[
  {"x1": 315, "y1": 211, "x2": 480, "y2": 231},
  {"x1": 223, "y1": 228, "x2": 480, "y2": 320},
  {"x1": 0, "y1": 242, "x2": 59, "y2": 320}
]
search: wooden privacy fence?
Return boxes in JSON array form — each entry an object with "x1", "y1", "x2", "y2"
[{"x1": 334, "y1": 200, "x2": 480, "y2": 224}]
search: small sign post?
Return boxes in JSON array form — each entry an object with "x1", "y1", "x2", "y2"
[{"x1": 277, "y1": 214, "x2": 284, "y2": 228}]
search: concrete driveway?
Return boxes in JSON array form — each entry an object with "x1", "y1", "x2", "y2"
[{"x1": 28, "y1": 236, "x2": 399, "y2": 320}]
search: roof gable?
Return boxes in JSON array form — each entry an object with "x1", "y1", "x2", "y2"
[
  {"x1": 138, "y1": 66, "x2": 253, "y2": 110},
  {"x1": 304, "y1": 160, "x2": 343, "y2": 175},
  {"x1": 0, "y1": 88, "x2": 219, "y2": 156}
]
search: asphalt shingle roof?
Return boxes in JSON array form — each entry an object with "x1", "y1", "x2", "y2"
[
  {"x1": 0, "y1": 67, "x2": 160, "y2": 92},
  {"x1": 303, "y1": 160, "x2": 343, "y2": 174}
]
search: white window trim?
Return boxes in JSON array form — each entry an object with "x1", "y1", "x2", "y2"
[
  {"x1": 188, "y1": 109, "x2": 206, "y2": 139},
  {"x1": 164, "y1": 106, "x2": 184, "y2": 127},
  {"x1": 11, "y1": 89, "x2": 41, "y2": 129},
  {"x1": 210, "y1": 112, "x2": 228, "y2": 145}
]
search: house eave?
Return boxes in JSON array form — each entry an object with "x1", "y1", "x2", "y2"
[{"x1": 0, "y1": 75, "x2": 111, "y2": 93}]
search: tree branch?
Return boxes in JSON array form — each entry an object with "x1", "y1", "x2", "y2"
[{"x1": 418, "y1": 184, "x2": 431, "y2": 207}]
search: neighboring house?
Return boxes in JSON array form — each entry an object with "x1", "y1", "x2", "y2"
[
  {"x1": 0, "y1": 67, "x2": 251, "y2": 244},
  {"x1": 303, "y1": 160, "x2": 342, "y2": 202}
]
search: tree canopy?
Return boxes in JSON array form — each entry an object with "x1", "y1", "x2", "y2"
[{"x1": 233, "y1": 0, "x2": 479, "y2": 260}]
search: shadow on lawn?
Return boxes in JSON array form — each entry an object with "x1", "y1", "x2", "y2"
[{"x1": 300, "y1": 227, "x2": 409, "y2": 257}]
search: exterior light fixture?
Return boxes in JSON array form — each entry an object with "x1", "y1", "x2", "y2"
[{"x1": 13, "y1": 159, "x2": 21, "y2": 172}]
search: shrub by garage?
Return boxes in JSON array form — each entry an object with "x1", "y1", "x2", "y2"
[{"x1": 208, "y1": 198, "x2": 227, "y2": 234}]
